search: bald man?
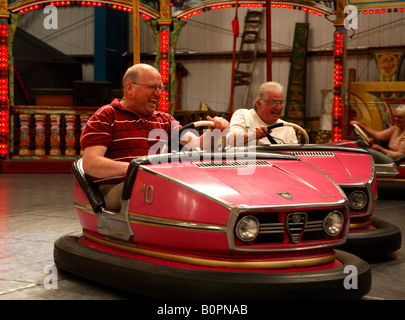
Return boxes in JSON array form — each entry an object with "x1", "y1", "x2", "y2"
[{"x1": 80, "y1": 63, "x2": 229, "y2": 210}]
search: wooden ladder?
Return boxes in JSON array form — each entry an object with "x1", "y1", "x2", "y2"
[{"x1": 232, "y1": 10, "x2": 264, "y2": 107}]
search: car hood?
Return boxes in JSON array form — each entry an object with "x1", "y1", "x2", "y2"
[
  {"x1": 252, "y1": 145, "x2": 374, "y2": 185},
  {"x1": 144, "y1": 158, "x2": 346, "y2": 208},
  {"x1": 294, "y1": 151, "x2": 374, "y2": 185}
]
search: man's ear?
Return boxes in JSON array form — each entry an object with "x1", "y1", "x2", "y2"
[{"x1": 125, "y1": 82, "x2": 134, "y2": 96}]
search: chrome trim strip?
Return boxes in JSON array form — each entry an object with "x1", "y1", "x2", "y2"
[
  {"x1": 128, "y1": 212, "x2": 227, "y2": 233},
  {"x1": 259, "y1": 223, "x2": 284, "y2": 234},
  {"x1": 74, "y1": 201, "x2": 95, "y2": 214},
  {"x1": 376, "y1": 163, "x2": 400, "y2": 178},
  {"x1": 259, "y1": 220, "x2": 323, "y2": 234},
  {"x1": 83, "y1": 231, "x2": 337, "y2": 270},
  {"x1": 75, "y1": 201, "x2": 227, "y2": 233},
  {"x1": 305, "y1": 220, "x2": 324, "y2": 232},
  {"x1": 234, "y1": 200, "x2": 347, "y2": 212}
]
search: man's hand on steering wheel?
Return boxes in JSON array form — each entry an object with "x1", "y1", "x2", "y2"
[
  {"x1": 254, "y1": 125, "x2": 269, "y2": 140},
  {"x1": 206, "y1": 116, "x2": 229, "y2": 132}
]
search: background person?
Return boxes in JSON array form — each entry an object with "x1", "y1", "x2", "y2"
[
  {"x1": 80, "y1": 63, "x2": 229, "y2": 210},
  {"x1": 350, "y1": 104, "x2": 405, "y2": 164},
  {"x1": 227, "y1": 81, "x2": 298, "y2": 146}
]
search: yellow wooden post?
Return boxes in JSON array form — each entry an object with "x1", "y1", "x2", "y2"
[{"x1": 133, "y1": 0, "x2": 140, "y2": 65}]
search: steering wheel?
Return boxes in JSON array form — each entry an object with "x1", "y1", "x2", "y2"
[
  {"x1": 266, "y1": 122, "x2": 309, "y2": 144},
  {"x1": 161, "y1": 120, "x2": 216, "y2": 154},
  {"x1": 352, "y1": 123, "x2": 371, "y2": 146}
]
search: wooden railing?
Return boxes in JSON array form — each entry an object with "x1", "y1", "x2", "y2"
[
  {"x1": 11, "y1": 105, "x2": 96, "y2": 158},
  {"x1": 9, "y1": 106, "x2": 230, "y2": 159}
]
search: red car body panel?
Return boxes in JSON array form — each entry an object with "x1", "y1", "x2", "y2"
[
  {"x1": 74, "y1": 157, "x2": 349, "y2": 259},
  {"x1": 53, "y1": 149, "x2": 376, "y2": 299}
]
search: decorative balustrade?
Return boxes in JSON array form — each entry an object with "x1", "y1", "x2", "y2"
[
  {"x1": 10, "y1": 106, "x2": 229, "y2": 160},
  {"x1": 11, "y1": 105, "x2": 96, "y2": 159}
]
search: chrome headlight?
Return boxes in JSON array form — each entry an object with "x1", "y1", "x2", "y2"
[
  {"x1": 348, "y1": 191, "x2": 367, "y2": 210},
  {"x1": 323, "y1": 211, "x2": 344, "y2": 236},
  {"x1": 236, "y1": 215, "x2": 259, "y2": 242}
]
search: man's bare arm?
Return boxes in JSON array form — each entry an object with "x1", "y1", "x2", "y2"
[{"x1": 82, "y1": 145, "x2": 129, "y2": 179}]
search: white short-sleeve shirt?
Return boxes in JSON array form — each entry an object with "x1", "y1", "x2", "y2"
[{"x1": 228, "y1": 108, "x2": 298, "y2": 145}]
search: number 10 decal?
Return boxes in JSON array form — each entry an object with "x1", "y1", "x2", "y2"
[{"x1": 141, "y1": 184, "x2": 154, "y2": 204}]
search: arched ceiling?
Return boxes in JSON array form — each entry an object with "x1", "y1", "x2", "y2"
[
  {"x1": 7, "y1": 0, "x2": 336, "y2": 18},
  {"x1": 6, "y1": 0, "x2": 405, "y2": 24}
]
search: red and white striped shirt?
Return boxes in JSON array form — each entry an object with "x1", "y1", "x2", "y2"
[{"x1": 80, "y1": 99, "x2": 181, "y2": 184}]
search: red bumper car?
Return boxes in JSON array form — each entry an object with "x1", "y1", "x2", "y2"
[
  {"x1": 54, "y1": 124, "x2": 372, "y2": 299},
  {"x1": 336, "y1": 123, "x2": 405, "y2": 183},
  {"x1": 254, "y1": 122, "x2": 401, "y2": 259}
]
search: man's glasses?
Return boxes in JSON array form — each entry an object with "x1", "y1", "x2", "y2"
[
  {"x1": 393, "y1": 115, "x2": 403, "y2": 119},
  {"x1": 261, "y1": 99, "x2": 285, "y2": 107},
  {"x1": 131, "y1": 82, "x2": 165, "y2": 92}
]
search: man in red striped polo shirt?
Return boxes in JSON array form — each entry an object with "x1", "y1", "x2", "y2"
[{"x1": 80, "y1": 63, "x2": 229, "y2": 210}]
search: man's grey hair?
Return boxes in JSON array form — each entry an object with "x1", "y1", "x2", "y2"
[{"x1": 253, "y1": 81, "x2": 284, "y2": 109}]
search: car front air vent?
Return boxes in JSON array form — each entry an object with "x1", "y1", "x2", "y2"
[
  {"x1": 291, "y1": 151, "x2": 335, "y2": 157},
  {"x1": 193, "y1": 160, "x2": 273, "y2": 168}
]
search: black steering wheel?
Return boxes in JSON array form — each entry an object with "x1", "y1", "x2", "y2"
[{"x1": 266, "y1": 122, "x2": 309, "y2": 144}]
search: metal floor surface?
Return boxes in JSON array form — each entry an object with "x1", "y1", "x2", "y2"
[{"x1": 0, "y1": 174, "x2": 404, "y2": 300}]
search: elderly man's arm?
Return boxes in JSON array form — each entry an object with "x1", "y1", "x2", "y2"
[{"x1": 227, "y1": 126, "x2": 269, "y2": 146}]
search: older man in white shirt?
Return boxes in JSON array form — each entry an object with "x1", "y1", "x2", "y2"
[{"x1": 227, "y1": 81, "x2": 298, "y2": 146}]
